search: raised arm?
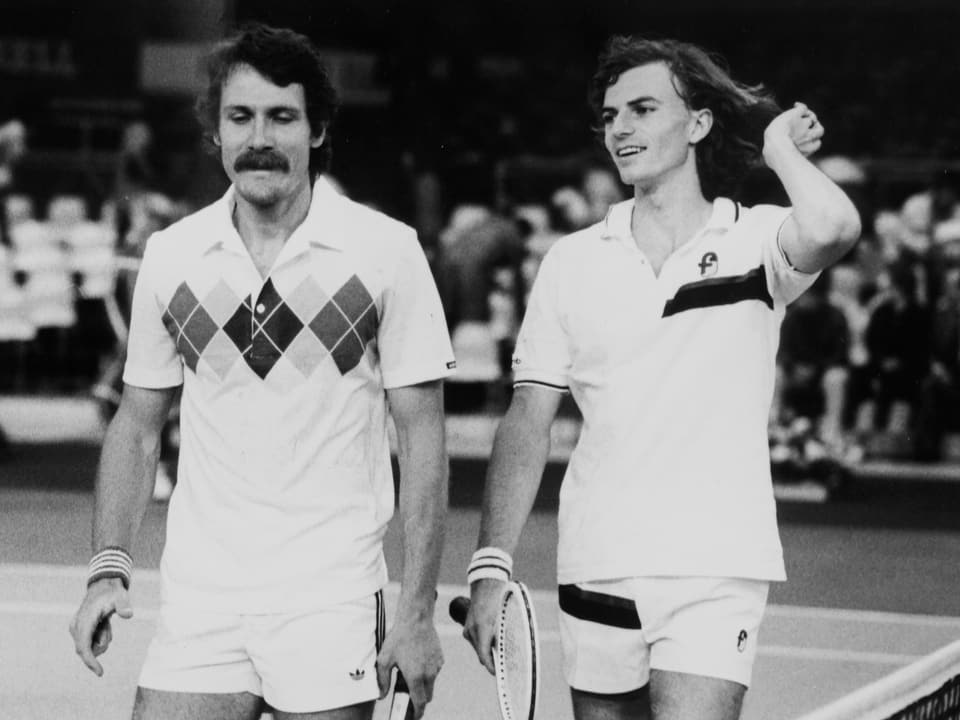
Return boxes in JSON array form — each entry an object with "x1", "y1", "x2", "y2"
[
  {"x1": 464, "y1": 384, "x2": 563, "y2": 673},
  {"x1": 70, "y1": 383, "x2": 176, "y2": 676},
  {"x1": 763, "y1": 102, "x2": 862, "y2": 274},
  {"x1": 377, "y1": 379, "x2": 448, "y2": 719}
]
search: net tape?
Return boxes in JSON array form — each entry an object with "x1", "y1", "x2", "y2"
[{"x1": 794, "y1": 638, "x2": 960, "y2": 720}]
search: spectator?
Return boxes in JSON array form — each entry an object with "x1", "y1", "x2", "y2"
[
  {"x1": 112, "y1": 121, "x2": 159, "y2": 244},
  {"x1": 859, "y1": 262, "x2": 932, "y2": 445},
  {"x1": 435, "y1": 203, "x2": 526, "y2": 330},
  {"x1": 775, "y1": 271, "x2": 851, "y2": 449},
  {"x1": 915, "y1": 237, "x2": 960, "y2": 460},
  {"x1": 580, "y1": 165, "x2": 625, "y2": 224},
  {"x1": 0, "y1": 119, "x2": 28, "y2": 250}
]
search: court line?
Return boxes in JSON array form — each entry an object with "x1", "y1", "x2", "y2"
[{"x1": 4, "y1": 563, "x2": 960, "y2": 631}]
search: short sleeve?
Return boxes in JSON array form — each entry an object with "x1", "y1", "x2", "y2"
[
  {"x1": 122, "y1": 235, "x2": 184, "y2": 389},
  {"x1": 377, "y1": 230, "x2": 455, "y2": 389},
  {"x1": 753, "y1": 205, "x2": 820, "y2": 306},
  {"x1": 511, "y1": 248, "x2": 571, "y2": 392}
]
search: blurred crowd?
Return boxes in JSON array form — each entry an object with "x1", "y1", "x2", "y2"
[{"x1": 2, "y1": 114, "x2": 960, "y2": 468}]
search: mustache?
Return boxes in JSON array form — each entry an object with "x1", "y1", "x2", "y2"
[{"x1": 234, "y1": 149, "x2": 290, "y2": 172}]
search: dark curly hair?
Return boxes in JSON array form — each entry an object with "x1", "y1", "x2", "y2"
[
  {"x1": 195, "y1": 23, "x2": 340, "y2": 177},
  {"x1": 589, "y1": 36, "x2": 780, "y2": 200}
]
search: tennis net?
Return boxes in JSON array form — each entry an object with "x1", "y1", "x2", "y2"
[{"x1": 794, "y1": 638, "x2": 960, "y2": 720}]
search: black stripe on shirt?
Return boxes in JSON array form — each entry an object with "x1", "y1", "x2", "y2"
[
  {"x1": 558, "y1": 584, "x2": 642, "y2": 629},
  {"x1": 662, "y1": 265, "x2": 772, "y2": 318}
]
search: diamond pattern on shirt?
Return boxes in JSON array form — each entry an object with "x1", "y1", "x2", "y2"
[
  {"x1": 204, "y1": 279, "x2": 244, "y2": 326},
  {"x1": 286, "y1": 328, "x2": 329, "y2": 378},
  {"x1": 160, "y1": 274, "x2": 379, "y2": 381},
  {"x1": 285, "y1": 276, "x2": 329, "y2": 324},
  {"x1": 309, "y1": 302, "x2": 352, "y2": 350},
  {"x1": 203, "y1": 329, "x2": 243, "y2": 379},
  {"x1": 222, "y1": 295, "x2": 254, "y2": 354},
  {"x1": 161, "y1": 283, "x2": 218, "y2": 374}
]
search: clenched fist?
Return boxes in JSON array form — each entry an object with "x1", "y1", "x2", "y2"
[{"x1": 764, "y1": 102, "x2": 824, "y2": 162}]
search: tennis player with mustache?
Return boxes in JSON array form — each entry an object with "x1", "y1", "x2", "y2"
[
  {"x1": 70, "y1": 24, "x2": 453, "y2": 720},
  {"x1": 463, "y1": 36, "x2": 860, "y2": 720}
]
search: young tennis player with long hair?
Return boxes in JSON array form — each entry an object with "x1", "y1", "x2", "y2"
[
  {"x1": 462, "y1": 36, "x2": 861, "y2": 720},
  {"x1": 69, "y1": 23, "x2": 453, "y2": 720}
]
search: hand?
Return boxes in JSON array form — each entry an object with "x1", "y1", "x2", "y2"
[
  {"x1": 462, "y1": 578, "x2": 508, "y2": 675},
  {"x1": 764, "y1": 102, "x2": 825, "y2": 161},
  {"x1": 376, "y1": 616, "x2": 444, "y2": 719},
  {"x1": 69, "y1": 578, "x2": 134, "y2": 676}
]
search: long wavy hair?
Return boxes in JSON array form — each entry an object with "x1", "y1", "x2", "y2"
[
  {"x1": 195, "y1": 23, "x2": 340, "y2": 177},
  {"x1": 589, "y1": 36, "x2": 780, "y2": 200}
]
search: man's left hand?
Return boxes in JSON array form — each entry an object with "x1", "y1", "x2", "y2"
[{"x1": 764, "y1": 102, "x2": 825, "y2": 160}]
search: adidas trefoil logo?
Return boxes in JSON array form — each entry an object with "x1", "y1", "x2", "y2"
[{"x1": 350, "y1": 668, "x2": 365, "y2": 681}]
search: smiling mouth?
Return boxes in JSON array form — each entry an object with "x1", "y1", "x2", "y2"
[{"x1": 615, "y1": 146, "x2": 645, "y2": 158}]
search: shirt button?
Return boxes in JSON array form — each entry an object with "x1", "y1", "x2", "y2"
[{"x1": 256, "y1": 303, "x2": 266, "y2": 314}]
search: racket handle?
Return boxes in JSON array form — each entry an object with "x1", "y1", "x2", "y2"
[
  {"x1": 449, "y1": 595, "x2": 470, "y2": 626},
  {"x1": 389, "y1": 671, "x2": 415, "y2": 720}
]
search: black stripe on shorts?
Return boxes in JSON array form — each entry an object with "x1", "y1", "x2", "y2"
[
  {"x1": 375, "y1": 590, "x2": 385, "y2": 652},
  {"x1": 558, "y1": 584, "x2": 642, "y2": 629}
]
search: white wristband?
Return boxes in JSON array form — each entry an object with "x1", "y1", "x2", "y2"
[
  {"x1": 87, "y1": 547, "x2": 133, "y2": 590},
  {"x1": 468, "y1": 565, "x2": 511, "y2": 585},
  {"x1": 467, "y1": 546, "x2": 513, "y2": 585}
]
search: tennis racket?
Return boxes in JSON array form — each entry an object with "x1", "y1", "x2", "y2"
[
  {"x1": 450, "y1": 581, "x2": 540, "y2": 720},
  {"x1": 388, "y1": 670, "x2": 415, "y2": 720}
]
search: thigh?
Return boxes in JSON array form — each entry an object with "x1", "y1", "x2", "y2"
[
  {"x1": 571, "y1": 686, "x2": 650, "y2": 720},
  {"x1": 248, "y1": 591, "x2": 385, "y2": 715},
  {"x1": 132, "y1": 687, "x2": 263, "y2": 720},
  {"x1": 272, "y1": 699, "x2": 375, "y2": 720},
  {"x1": 650, "y1": 670, "x2": 745, "y2": 720}
]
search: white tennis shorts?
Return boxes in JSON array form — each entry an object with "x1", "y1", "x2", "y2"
[
  {"x1": 138, "y1": 591, "x2": 385, "y2": 713},
  {"x1": 558, "y1": 577, "x2": 769, "y2": 692}
]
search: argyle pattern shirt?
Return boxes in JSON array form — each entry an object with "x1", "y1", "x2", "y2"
[{"x1": 161, "y1": 273, "x2": 379, "y2": 381}]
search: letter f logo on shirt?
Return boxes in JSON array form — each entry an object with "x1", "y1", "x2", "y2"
[{"x1": 698, "y1": 251, "x2": 718, "y2": 277}]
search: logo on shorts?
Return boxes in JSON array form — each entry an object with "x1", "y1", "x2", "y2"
[
  {"x1": 698, "y1": 251, "x2": 719, "y2": 277},
  {"x1": 350, "y1": 668, "x2": 365, "y2": 680},
  {"x1": 737, "y1": 629, "x2": 748, "y2": 653}
]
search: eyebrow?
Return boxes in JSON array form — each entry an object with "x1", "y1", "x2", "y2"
[
  {"x1": 222, "y1": 103, "x2": 303, "y2": 114},
  {"x1": 601, "y1": 96, "x2": 661, "y2": 113}
]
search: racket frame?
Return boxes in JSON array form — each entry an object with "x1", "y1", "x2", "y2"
[{"x1": 494, "y1": 580, "x2": 540, "y2": 720}]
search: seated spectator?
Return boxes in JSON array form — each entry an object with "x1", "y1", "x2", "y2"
[
  {"x1": 580, "y1": 166, "x2": 625, "y2": 224},
  {"x1": 914, "y1": 242, "x2": 960, "y2": 460},
  {"x1": 855, "y1": 262, "x2": 932, "y2": 449},
  {"x1": 774, "y1": 271, "x2": 851, "y2": 451},
  {"x1": 435, "y1": 204, "x2": 526, "y2": 411}
]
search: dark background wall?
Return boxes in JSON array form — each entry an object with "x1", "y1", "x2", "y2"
[{"x1": 2, "y1": 0, "x2": 958, "y2": 218}]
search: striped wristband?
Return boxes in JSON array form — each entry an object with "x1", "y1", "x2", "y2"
[
  {"x1": 87, "y1": 547, "x2": 133, "y2": 590},
  {"x1": 467, "y1": 546, "x2": 513, "y2": 585}
]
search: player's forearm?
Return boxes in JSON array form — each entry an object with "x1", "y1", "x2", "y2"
[
  {"x1": 763, "y1": 139, "x2": 861, "y2": 266},
  {"x1": 478, "y1": 400, "x2": 551, "y2": 556},
  {"x1": 91, "y1": 409, "x2": 163, "y2": 553},
  {"x1": 394, "y1": 418, "x2": 448, "y2": 622}
]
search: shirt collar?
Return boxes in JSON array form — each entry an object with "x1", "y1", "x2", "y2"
[
  {"x1": 599, "y1": 196, "x2": 739, "y2": 243},
  {"x1": 201, "y1": 176, "x2": 348, "y2": 257}
]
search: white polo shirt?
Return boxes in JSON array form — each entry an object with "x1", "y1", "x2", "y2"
[
  {"x1": 513, "y1": 197, "x2": 817, "y2": 584},
  {"x1": 124, "y1": 178, "x2": 455, "y2": 612}
]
